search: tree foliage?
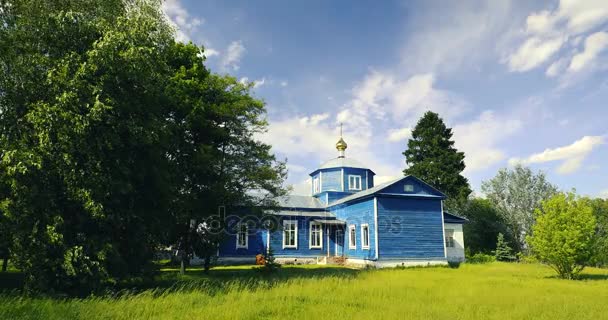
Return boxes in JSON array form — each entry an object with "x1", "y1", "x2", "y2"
[
  {"x1": 461, "y1": 198, "x2": 510, "y2": 254},
  {"x1": 527, "y1": 193, "x2": 596, "y2": 279},
  {"x1": 481, "y1": 165, "x2": 558, "y2": 252},
  {"x1": 494, "y1": 233, "x2": 515, "y2": 262},
  {"x1": 403, "y1": 111, "x2": 472, "y2": 209},
  {"x1": 0, "y1": 0, "x2": 285, "y2": 293},
  {"x1": 589, "y1": 198, "x2": 608, "y2": 267}
]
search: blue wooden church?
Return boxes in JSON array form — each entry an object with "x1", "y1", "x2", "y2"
[{"x1": 216, "y1": 134, "x2": 467, "y2": 267}]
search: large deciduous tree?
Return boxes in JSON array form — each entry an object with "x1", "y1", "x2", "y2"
[
  {"x1": 0, "y1": 0, "x2": 286, "y2": 293},
  {"x1": 481, "y1": 165, "x2": 558, "y2": 253},
  {"x1": 528, "y1": 192, "x2": 596, "y2": 279},
  {"x1": 403, "y1": 111, "x2": 472, "y2": 209}
]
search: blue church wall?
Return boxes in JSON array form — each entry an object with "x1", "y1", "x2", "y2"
[
  {"x1": 377, "y1": 197, "x2": 445, "y2": 259},
  {"x1": 342, "y1": 167, "x2": 373, "y2": 192},
  {"x1": 320, "y1": 168, "x2": 342, "y2": 192},
  {"x1": 218, "y1": 217, "x2": 268, "y2": 257},
  {"x1": 381, "y1": 176, "x2": 444, "y2": 197},
  {"x1": 332, "y1": 198, "x2": 376, "y2": 260},
  {"x1": 269, "y1": 216, "x2": 330, "y2": 257}
]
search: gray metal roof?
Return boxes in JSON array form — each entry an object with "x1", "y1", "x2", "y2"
[
  {"x1": 314, "y1": 219, "x2": 346, "y2": 225},
  {"x1": 276, "y1": 195, "x2": 325, "y2": 209},
  {"x1": 317, "y1": 157, "x2": 370, "y2": 170}
]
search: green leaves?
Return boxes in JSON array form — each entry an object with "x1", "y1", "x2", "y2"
[{"x1": 528, "y1": 192, "x2": 597, "y2": 279}]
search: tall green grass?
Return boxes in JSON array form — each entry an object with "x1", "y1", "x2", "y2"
[{"x1": 1, "y1": 263, "x2": 607, "y2": 319}]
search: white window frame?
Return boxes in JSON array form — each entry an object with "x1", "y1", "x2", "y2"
[
  {"x1": 283, "y1": 220, "x2": 298, "y2": 249},
  {"x1": 348, "y1": 224, "x2": 356, "y2": 249},
  {"x1": 445, "y1": 229, "x2": 455, "y2": 248},
  {"x1": 348, "y1": 175, "x2": 362, "y2": 191},
  {"x1": 309, "y1": 222, "x2": 323, "y2": 249},
  {"x1": 313, "y1": 177, "x2": 320, "y2": 194},
  {"x1": 360, "y1": 224, "x2": 370, "y2": 250},
  {"x1": 236, "y1": 222, "x2": 248, "y2": 249},
  {"x1": 404, "y1": 183, "x2": 414, "y2": 192}
]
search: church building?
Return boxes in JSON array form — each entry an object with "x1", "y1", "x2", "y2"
[{"x1": 217, "y1": 134, "x2": 467, "y2": 267}]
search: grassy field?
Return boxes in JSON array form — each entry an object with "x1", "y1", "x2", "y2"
[{"x1": 1, "y1": 262, "x2": 607, "y2": 319}]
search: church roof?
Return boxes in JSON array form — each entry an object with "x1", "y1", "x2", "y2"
[
  {"x1": 277, "y1": 195, "x2": 325, "y2": 209},
  {"x1": 327, "y1": 175, "x2": 446, "y2": 207},
  {"x1": 310, "y1": 157, "x2": 375, "y2": 174}
]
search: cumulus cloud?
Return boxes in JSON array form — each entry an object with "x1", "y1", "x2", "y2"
[
  {"x1": 453, "y1": 110, "x2": 523, "y2": 173},
  {"x1": 568, "y1": 32, "x2": 608, "y2": 72},
  {"x1": 505, "y1": 0, "x2": 608, "y2": 78},
  {"x1": 387, "y1": 127, "x2": 412, "y2": 142},
  {"x1": 162, "y1": 0, "x2": 203, "y2": 43},
  {"x1": 222, "y1": 41, "x2": 246, "y2": 71},
  {"x1": 509, "y1": 135, "x2": 604, "y2": 174},
  {"x1": 507, "y1": 36, "x2": 567, "y2": 72}
]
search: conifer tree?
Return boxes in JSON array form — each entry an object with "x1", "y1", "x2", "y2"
[
  {"x1": 495, "y1": 233, "x2": 515, "y2": 261},
  {"x1": 403, "y1": 111, "x2": 472, "y2": 208}
]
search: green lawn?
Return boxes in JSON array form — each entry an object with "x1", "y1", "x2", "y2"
[{"x1": 1, "y1": 262, "x2": 607, "y2": 319}]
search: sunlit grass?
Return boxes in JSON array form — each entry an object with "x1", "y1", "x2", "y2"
[{"x1": 1, "y1": 262, "x2": 607, "y2": 319}]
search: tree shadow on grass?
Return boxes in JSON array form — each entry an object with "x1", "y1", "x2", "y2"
[
  {"x1": 0, "y1": 265, "x2": 362, "y2": 298},
  {"x1": 116, "y1": 265, "x2": 361, "y2": 296},
  {"x1": 0, "y1": 272, "x2": 25, "y2": 293},
  {"x1": 544, "y1": 273, "x2": 608, "y2": 281}
]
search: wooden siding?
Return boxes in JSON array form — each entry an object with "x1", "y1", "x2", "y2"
[
  {"x1": 269, "y1": 216, "x2": 329, "y2": 257},
  {"x1": 333, "y1": 198, "x2": 376, "y2": 260},
  {"x1": 381, "y1": 176, "x2": 442, "y2": 197},
  {"x1": 320, "y1": 168, "x2": 342, "y2": 192},
  {"x1": 377, "y1": 197, "x2": 445, "y2": 259},
  {"x1": 218, "y1": 218, "x2": 267, "y2": 257},
  {"x1": 342, "y1": 167, "x2": 372, "y2": 192}
]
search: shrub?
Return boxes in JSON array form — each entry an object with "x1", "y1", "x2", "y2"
[
  {"x1": 527, "y1": 192, "x2": 597, "y2": 279},
  {"x1": 467, "y1": 253, "x2": 496, "y2": 264},
  {"x1": 447, "y1": 261, "x2": 461, "y2": 268}
]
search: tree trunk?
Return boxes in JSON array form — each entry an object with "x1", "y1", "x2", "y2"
[
  {"x1": 203, "y1": 256, "x2": 211, "y2": 273},
  {"x1": 180, "y1": 255, "x2": 186, "y2": 275},
  {"x1": 1, "y1": 257, "x2": 7, "y2": 272}
]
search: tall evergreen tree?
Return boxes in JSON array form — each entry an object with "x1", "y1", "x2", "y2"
[{"x1": 403, "y1": 111, "x2": 472, "y2": 208}]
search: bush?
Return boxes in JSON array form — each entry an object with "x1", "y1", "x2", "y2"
[
  {"x1": 467, "y1": 253, "x2": 496, "y2": 264},
  {"x1": 447, "y1": 261, "x2": 461, "y2": 268},
  {"x1": 527, "y1": 192, "x2": 597, "y2": 279}
]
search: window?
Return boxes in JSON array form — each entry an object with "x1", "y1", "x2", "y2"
[
  {"x1": 313, "y1": 177, "x2": 320, "y2": 194},
  {"x1": 348, "y1": 225, "x2": 356, "y2": 249},
  {"x1": 348, "y1": 175, "x2": 362, "y2": 190},
  {"x1": 404, "y1": 183, "x2": 414, "y2": 192},
  {"x1": 283, "y1": 220, "x2": 298, "y2": 248},
  {"x1": 361, "y1": 224, "x2": 370, "y2": 249},
  {"x1": 309, "y1": 222, "x2": 323, "y2": 249},
  {"x1": 445, "y1": 229, "x2": 455, "y2": 248},
  {"x1": 236, "y1": 222, "x2": 248, "y2": 249}
]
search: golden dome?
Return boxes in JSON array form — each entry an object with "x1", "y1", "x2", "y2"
[{"x1": 336, "y1": 137, "x2": 348, "y2": 151}]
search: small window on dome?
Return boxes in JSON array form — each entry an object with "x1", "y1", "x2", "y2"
[{"x1": 404, "y1": 184, "x2": 414, "y2": 192}]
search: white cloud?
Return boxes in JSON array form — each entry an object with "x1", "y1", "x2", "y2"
[
  {"x1": 203, "y1": 48, "x2": 219, "y2": 58},
  {"x1": 600, "y1": 189, "x2": 608, "y2": 199},
  {"x1": 507, "y1": 37, "x2": 567, "y2": 72},
  {"x1": 387, "y1": 127, "x2": 412, "y2": 142},
  {"x1": 568, "y1": 31, "x2": 608, "y2": 72},
  {"x1": 505, "y1": 0, "x2": 608, "y2": 77},
  {"x1": 280, "y1": 81, "x2": 288, "y2": 87},
  {"x1": 222, "y1": 41, "x2": 245, "y2": 71},
  {"x1": 162, "y1": 0, "x2": 203, "y2": 43},
  {"x1": 253, "y1": 77, "x2": 266, "y2": 88},
  {"x1": 453, "y1": 110, "x2": 523, "y2": 173},
  {"x1": 509, "y1": 135, "x2": 604, "y2": 174}
]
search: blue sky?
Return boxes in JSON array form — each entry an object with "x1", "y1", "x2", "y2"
[{"x1": 163, "y1": 0, "x2": 608, "y2": 197}]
